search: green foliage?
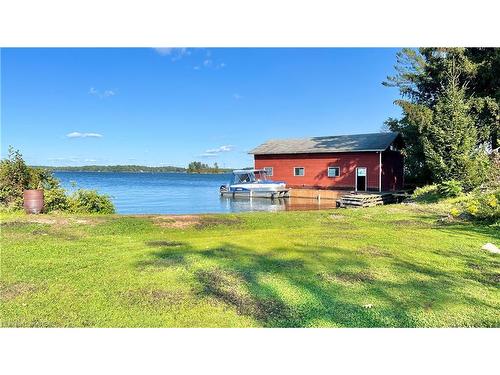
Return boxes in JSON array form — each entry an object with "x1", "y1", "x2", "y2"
[
  {"x1": 384, "y1": 48, "x2": 499, "y2": 186},
  {"x1": 485, "y1": 151, "x2": 500, "y2": 189},
  {"x1": 44, "y1": 188, "x2": 70, "y2": 212},
  {"x1": 0, "y1": 147, "x2": 115, "y2": 214},
  {"x1": 421, "y1": 68, "x2": 490, "y2": 190},
  {"x1": 0, "y1": 147, "x2": 30, "y2": 207},
  {"x1": 452, "y1": 188, "x2": 500, "y2": 223},
  {"x1": 0, "y1": 146, "x2": 60, "y2": 209},
  {"x1": 69, "y1": 189, "x2": 115, "y2": 214},
  {"x1": 384, "y1": 102, "x2": 434, "y2": 184},
  {"x1": 438, "y1": 180, "x2": 463, "y2": 198},
  {"x1": 187, "y1": 161, "x2": 225, "y2": 174},
  {"x1": 412, "y1": 184, "x2": 441, "y2": 202}
]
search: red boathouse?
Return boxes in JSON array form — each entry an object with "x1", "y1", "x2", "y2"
[{"x1": 250, "y1": 132, "x2": 404, "y2": 192}]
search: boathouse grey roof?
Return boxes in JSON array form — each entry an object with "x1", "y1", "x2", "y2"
[{"x1": 249, "y1": 132, "x2": 401, "y2": 155}]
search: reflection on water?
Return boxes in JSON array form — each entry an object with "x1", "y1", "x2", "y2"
[
  {"x1": 54, "y1": 172, "x2": 338, "y2": 214},
  {"x1": 220, "y1": 196, "x2": 337, "y2": 212}
]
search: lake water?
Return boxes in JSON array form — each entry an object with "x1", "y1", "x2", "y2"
[{"x1": 55, "y1": 172, "x2": 336, "y2": 214}]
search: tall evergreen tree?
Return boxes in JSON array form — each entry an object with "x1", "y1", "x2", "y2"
[
  {"x1": 421, "y1": 65, "x2": 489, "y2": 189},
  {"x1": 384, "y1": 48, "x2": 498, "y2": 186}
]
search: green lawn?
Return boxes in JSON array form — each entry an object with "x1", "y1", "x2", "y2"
[{"x1": 1, "y1": 204, "x2": 499, "y2": 327}]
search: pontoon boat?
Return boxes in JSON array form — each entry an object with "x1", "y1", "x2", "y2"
[{"x1": 220, "y1": 169, "x2": 288, "y2": 198}]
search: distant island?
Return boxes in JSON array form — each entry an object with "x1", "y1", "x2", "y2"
[{"x1": 32, "y1": 162, "x2": 234, "y2": 174}]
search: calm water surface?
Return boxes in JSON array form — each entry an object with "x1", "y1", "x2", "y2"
[{"x1": 55, "y1": 172, "x2": 336, "y2": 214}]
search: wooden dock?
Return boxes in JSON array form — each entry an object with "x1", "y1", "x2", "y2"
[
  {"x1": 221, "y1": 188, "x2": 410, "y2": 208},
  {"x1": 338, "y1": 192, "x2": 403, "y2": 208},
  {"x1": 288, "y1": 188, "x2": 344, "y2": 200}
]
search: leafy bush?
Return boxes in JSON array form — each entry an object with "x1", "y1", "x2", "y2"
[
  {"x1": 1, "y1": 147, "x2": 115, "y2": 214},
  {"x1": 438, "y1": 180, "x2": 463, "y2": 198},
  {"x1": 44, "y1": 188, "x2": 70, "y2": 212},
  {"x1": 451, "y1": 188, "x2": 500, "y2": 223},
  {"x1": 69, "y1": 189, "x2": 115, "y2": 214},
  {"x1": 0, "y1": 147, "x2": 32, "y2": 208},
  {"x1": 412, "y1": 184, "x2": 441, "y2": 202},
  {"x1": 28, "y1": 168, "x2": 60, "y2": 190},
  {"x1": 0, "y1": 147, "x2": 61, "y2": 209}
]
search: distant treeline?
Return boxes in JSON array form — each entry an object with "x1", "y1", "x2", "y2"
[
  {"x1": 33, "y1": 164, "x2": 233, "y2": 174},
  {"x1": 186, "y1": 161, "x2": 233, "y2": 174}
]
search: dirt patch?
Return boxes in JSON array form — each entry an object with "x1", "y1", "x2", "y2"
[
  {"x1": 465, "y1": 262, "x2": 500, "y2": 286},
  {"x1": 196, "y1": 268, "x2": 290, "y2": 322},
  {"x1": 467, "y1": 262, "x2": 483, "y2": 271},
  {"x1": 145, "y1": 240, "x2": 184, "y2": 247},
  {"x1": 0, "y1": 221, "x2": 34, "y2": 228},
  {"x1": 2, "y1": 217, "x2": 102, "y2": 227},
  {"x1": 194, "y1": 216, "x2": 242, "y2": 229},
  {"x1": 151, "y1": 215, "x2": 201, "y2": 229},
  {"x1": 151, "y1": 215, "x2": 241, "y2": 229},
  {"x1": 137, "y1": 252, "x2": 186, "y2": 270},
  {"x1": 481, "y1": 272, "x2": 500, "y2": 285},
  {"x1": 357, "y1": 245, "x2": 389, "y2": 257},
  {"x1": 122, "y1": 289, "x2": 187, "y2": 306},
  {"x1": 391, "y1": 219, "x2": 433, "y2": 229},
  {"x1": 26, "y1": 217, "x2": 60, "y2": 225},
  {"x1": 0, "y1": 282, "x2": 38, "y2": 301},
  {"x1": 423, "y1": 300, "x2": 435, "y2": 311},
  {"x1": 319, "y1": 271, "x2": 375, "y2": 284},
  {"x1": 329, "y1": 214, "x2": 345, "y2": 220},
  {"x1": 31, "y1": 229, "x2": 49, "y2": 236}
]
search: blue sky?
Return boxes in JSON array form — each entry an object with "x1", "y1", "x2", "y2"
[{"x1": 1, "y1": 48, "x2": 402, "y2": 168}]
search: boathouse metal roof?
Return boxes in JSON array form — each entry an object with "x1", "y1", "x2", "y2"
[{"x1": 249, "y1": 132, "x2": 401, "y2": 155}]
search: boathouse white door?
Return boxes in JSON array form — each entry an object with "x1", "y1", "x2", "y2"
[{"x1": 355, "y1": 167, "x2": 367, "y2": 191}]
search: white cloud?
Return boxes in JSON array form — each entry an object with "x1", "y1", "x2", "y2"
[
  {"x1": 204, "y1": 145, "x2": 234, "y2": 156},
  {"x1": 89, "y1": 87, "x2": 116, "y2": 98},
  {"x1": 66, "y1": 132, "x2": 103, "y2": 138},
  {"x1": 154, "y1": 48, "x2": 190, "y2": 61},
  {"x1": 84, "y1": 159, "x2": 97, "y2": 163}
]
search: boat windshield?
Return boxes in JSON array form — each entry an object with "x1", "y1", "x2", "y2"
[
  {"x1": 254, "y1": 170, "x2": 269, "y2": 182},
  {"x1": 232, "y1": 172, "x2": 255, "y2": 184},
  {"x1": 231, "y1": 170, "x2": 269, "y2": 184}
]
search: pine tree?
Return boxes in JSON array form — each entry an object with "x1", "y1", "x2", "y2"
[{"x1": 421, "y1": 64, "x2": 489, "y2": 189}]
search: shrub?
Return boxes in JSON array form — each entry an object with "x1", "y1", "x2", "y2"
[
  {"x1": 438, "y1": 180, "x2": 463, "y2": 198},
  {"x1": 0, "y1": 147, "x2": 31, "y2": 208},
  {"x1": 28, "y1": 168, "x2": 60, "y2": 190},
  {"x1": 0, "y1": 147, "x2": 61, "y2": 209},
  {"x1": 44, "y1": 188, "x2": 70, "y2": 212},
  {"x1": 69, "y1": 189, "x2": 115, "y2": 214},
  {"x1": 452, "y1": 188, "x2": 500, "y2": 223},
  {"x1": 412, "y1": 184, "x2": 441, "y2": 202},
  {"x1": 1, "y1": 147, "x2": 115, "y2": 214}
]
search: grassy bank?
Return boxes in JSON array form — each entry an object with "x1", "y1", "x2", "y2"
[{"x1": 1, "y1": 204, "x2": 499, "y2": 327}]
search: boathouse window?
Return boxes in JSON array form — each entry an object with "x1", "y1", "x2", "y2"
[
  {"x1": 294, "y1": 167, "x2": 305, "y2": 176},
  {"x1": 263, "y1": 167, "x2": 273, "y2": 176},
  {"x1": 327, "y1": 167, "x2": 340, "y2": 177}
]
